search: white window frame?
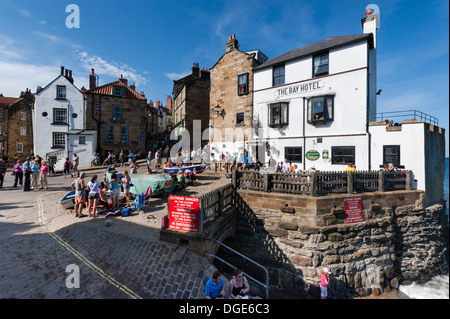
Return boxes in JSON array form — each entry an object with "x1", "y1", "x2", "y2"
[
  {"x1": 53, "y1": 108, "x2": 67, "y2": 124},
  {"x1": 56, "y1": 85, "x2": 67, "y2": 99},
  {"x1": 21, "y1": 112, "x2": 26, "y2": 120},
  {"x1": 16, "y1": 143, "x2": 24, "y2": 153},
  {"x1": 20, "y1": 127, "x2": 27, "y2": 136},
  {"x1": 52, "y1": 132, "x2": 65, "y2": 148}
]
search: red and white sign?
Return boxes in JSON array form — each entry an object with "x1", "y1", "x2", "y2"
[
  {"x1": 344, "y1": 197, "x2": 364, "y2": 223},
  {"x1": 169, "y1": 196, "x2": 200, "y2": 232}
]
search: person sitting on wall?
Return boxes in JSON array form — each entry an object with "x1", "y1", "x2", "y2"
[
  {"x1": 205, "y1": 271, "x2": 225, "y2": 299},
  {"x1": 387, "y1": 162, "x2": 398, "y2": 171},
  {"x1": 91, "y1": 153, "x2": 100, "y2": 167},
  {"x1": 344, "y1": 163, "x2": 356, "y2": 172}
]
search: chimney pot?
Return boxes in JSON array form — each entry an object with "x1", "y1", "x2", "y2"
[
  {"x1": 232, "y1": 34, "x2": 235, "y2": 39},
  {"x1": 229, "y1": 36, "x2": 232, "y2": 41}
]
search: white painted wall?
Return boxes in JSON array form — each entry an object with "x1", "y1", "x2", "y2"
[
  {"x1": 33, "y1": 75, "x2": 85, "y2": 159},
  {"x1": 65, "y1": 132, "x2": 97, "y2": 170}
]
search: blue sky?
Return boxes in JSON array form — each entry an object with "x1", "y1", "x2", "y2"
[{"x1": 0, "y1": 0, "x2": 448, "y2": 155}]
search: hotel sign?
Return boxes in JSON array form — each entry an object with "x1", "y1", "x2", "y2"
[{"x1": 275, "y1": 80, "x2": 324, "y2": 97}]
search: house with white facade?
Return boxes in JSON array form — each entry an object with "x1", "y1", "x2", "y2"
[
  {"x1": 33, "y1": 66, "x2": 95, "y2": 169},
  {"x1": 251, "y1": 8, "x2": 445, "y2": 205}
]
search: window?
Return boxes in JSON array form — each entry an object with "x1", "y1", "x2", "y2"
[
  {"x1": 106, "y1": 126, "x2": 114, "y2": 143},
  {"x1": 112, "y1": 105, "x2": 123, "y2": 120},
  {"x1": 120, "y1": 127, "x2": 129, "y2": 143},
  {"x1": 273, "y1": 65, "x2": 285, "y2": 86},
  {"x1": 308, "y1": 95, "x2": 334, "y2": 123},
  {"x1": 285, "y1": 147, "x2": 302, "y2": 162},
  {"x1": 383, "y1": 145, "x2": 400, "y2": 167},
  {"x1": 53, "y1": 108, "x2": 67, "y2": 123},
  {"x1": 79, "y1": 136, "x2": 86, "y2": 144},
  {"x1": 313, "y1": 53, "x2": 329, "y2": 77},
  {"x1": 16, "y1": 143, "x2": 23, "y2": 153},
  {"x1": 269, "y1": 102, "x2": 288, "y2": 127},
  {"x1": 331, "y1": 146, "x2": 355, "y2": 164},
  {"x1": 236, "y1": 112, "x2": 244, "y2": 125},
  {"x1": 238, "y1": 73, "x2": 249, "y2": 95},
  {"x1": 21, "y1": 112, "x2": 26, "y2": 120},
  {"x1": 52, "y1": 132, "x2": 65, "y2": 148},
  {"x1": 113, "y1": 86, "x2": 123, "y2": 97},
  {"x1": 56, "y1": 85, "x2": 66, "y2": 99},
  {"x1": 20, "y1": 127, "x2": 27, "y2": 136}
]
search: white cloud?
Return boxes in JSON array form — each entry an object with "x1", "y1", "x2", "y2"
[
  {"x1": 17, "y1": 9, "x2": 31, "y2": 18},
  {"x1": 165, "y1": 72, "x2": 190, "y2": 80},
  {"x1": 76, "y1": 50, "x2": 147, "y2": 86},
  {"x1": 33, "y1": 32, "x2": 63, "y2": 43}
]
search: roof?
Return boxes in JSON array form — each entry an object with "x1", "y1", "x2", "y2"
[
  {"x1": 0, "y1": 97, "x2": 21, "y2": 107},
  {"x1": 65, "y1": 129, "x2": 97, "y2": 135},
  {"x1": 87, "y1": 80, "x2": 146, "y2": 100},
  {"x1": 36, "y1": 74, "x2": 82, "y2": 95},
  {"x1": 254, "y1": 34, "x2": 373, "y2": 71}
]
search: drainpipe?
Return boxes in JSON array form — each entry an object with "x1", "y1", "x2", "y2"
[
  {"x1": 303, "y1": 97, "x2": 306, "y2": 171},
  {"x1": 366, "y1": 47, "x2": 372, "y2": 171},
  {"x1": 91, "y1": 94, "x2": 102, "y2": 153}
]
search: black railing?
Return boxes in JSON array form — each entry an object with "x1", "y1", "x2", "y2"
[{"x1": 374, "y1": 110, "x2": 439, "y2": 126}]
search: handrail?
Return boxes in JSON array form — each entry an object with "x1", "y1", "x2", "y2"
[
  {"x1": 205, "y1": 237, "x2": 270, "y2": 299},
  {"x1": 374, "y1": 109, "x2": 439, "y2": 126}
]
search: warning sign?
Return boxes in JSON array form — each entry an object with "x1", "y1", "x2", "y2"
[
  {"x1": 344, "y1": 197, "x2": 364, "y2": 223},
  {"x1": 169, "y1": 196, "x2": 200, "y2": 232}
]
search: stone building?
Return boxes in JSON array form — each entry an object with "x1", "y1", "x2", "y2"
[
  {"x1": 0, "y1": 89, "x2": 34, "y2": 161},
  {"x1": 209, "y1": 34, "x2": 267, "y2": 161},
  {"x1": 85, "y1": 70, "x2": 147, "y2": 159},
  {"x1": 172, "y1": 63, "x2": 210, "y2": 155}
]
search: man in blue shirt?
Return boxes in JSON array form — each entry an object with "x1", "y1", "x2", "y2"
[
  {"x1": 205, "y1": 271, "x2": 225, "y2": 299},
  {"x1": 22, "y1": 157, "x2": 32, "y2": 191}
]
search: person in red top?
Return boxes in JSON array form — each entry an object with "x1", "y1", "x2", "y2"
[
  {"x1": 320, "y1": 267, "x2": 332, "y2": 299},
  {"x1": 39, "y1": 160, "x2": 50, "y2": 189},
  {"x1": 63, "y1": 157, "x2": 71, "y2": 179}
]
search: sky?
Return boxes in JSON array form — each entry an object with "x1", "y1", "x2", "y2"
[{"x1": 0, "y1": 0, "x2": 448, "y2": 156}]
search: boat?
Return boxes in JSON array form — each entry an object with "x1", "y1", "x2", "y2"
[
  {"x1": 59, "y1": 190, "x2": 75, "y2": 209},
  {"x1": 163, "y1": 164, "x2": 205, "y2": 176}
]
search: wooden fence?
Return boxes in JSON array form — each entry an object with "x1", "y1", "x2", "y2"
[
  {"x1": 232, "y1": 168, "x2": 412, "y2": 196},
  {"x1": 198, "y1": 184, "x2": 234, "y2": 231}
]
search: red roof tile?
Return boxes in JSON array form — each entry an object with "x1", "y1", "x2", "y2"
[
  {"x1": 87, "y1": 81, "x2": 146, "y2": 100},
  {"x1": 0, "y1": 97, "x2": 21, "y2": 107}
]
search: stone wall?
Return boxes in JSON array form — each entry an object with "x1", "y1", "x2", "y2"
[{"x1": 232, "y1": 189, "x2": 448, "y2": 298}]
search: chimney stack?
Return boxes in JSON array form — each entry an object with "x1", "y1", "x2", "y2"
[
  {"x1": 226, "y1": 34, "x2": 239, "y2": 52},
  {"x1": 89, "y1": 68, "x2": 96, "y2": 90},
  {"x1": 192, "y1": 62, "x2": 200, "y2": 76},
  {"x1": 166, "y1": 95, "x2": 172, "y2": 111},
  {"x1": 362, "y1": 6, "x2": 379, "y2": 48},
  {"x1": 119, "y1": 74, "x2": 128, "y2": 86},
  {"x1": 130, "y1": 82, "x2": 136, "y2": 91},
  {"x1": 61, "y1": 66, "x2": 65, "y2": 75}
]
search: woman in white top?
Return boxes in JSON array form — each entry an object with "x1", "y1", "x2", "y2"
[{"x1": 87, "y1": 174, "x2": 101, "y2": 218}]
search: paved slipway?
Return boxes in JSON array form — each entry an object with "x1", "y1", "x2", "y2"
[{"x1": 0, "y1": 164, "x2": 231, "y2": 299}]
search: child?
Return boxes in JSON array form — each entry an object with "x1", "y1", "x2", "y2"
[
  {"x1": 320, "y1": 267, "x2": 332, "y2": 299},
  {"x1": 130, "y1": 159, "x2": 139, "y2": 174},
  {"x1": 63, "y1": 157, "x2": 71, "y2": 178},
  {"x1": 123, "y1": 170, "x2": 131, "y2": 202}
]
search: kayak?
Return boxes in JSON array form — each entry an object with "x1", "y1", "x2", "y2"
[
  {"x1": 163, "y1": 164, "x2": 205, "y2": 176},
  {"x1": 59, "y1": 190, "x2": 75, "y2": 209}
]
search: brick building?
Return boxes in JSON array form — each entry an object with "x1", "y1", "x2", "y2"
[
  {"x1": 85, "y1": 70, "x2": 147, "y2": 159},
  {"x1": 172, "y1": 63, "x2": 210, "y2": 154},
  {"x1": 209, "y1": 34, "x2": 267, "y2": 161},
  {"x1": 0, "y1": 89, "x2": 34, "y2": 161}
]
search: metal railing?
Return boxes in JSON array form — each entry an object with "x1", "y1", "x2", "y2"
[
  {"x1": 374, "y1": 110, "x2": 439, "y2": 126},
  {"x1": 205, "y1": 238, "x2": 270, "y2": 299}
]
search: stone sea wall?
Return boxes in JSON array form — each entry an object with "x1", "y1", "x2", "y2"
[{"x1": 232, "y1": 190, "x2": 449, "y2": 298}]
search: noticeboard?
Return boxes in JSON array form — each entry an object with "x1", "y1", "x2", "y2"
[
  {"x1": 169, "y1": 196, "x2": 200, "y2": 232},
  {"x1": 344, "y1": 197, "x2": 364, "y2": 223}
]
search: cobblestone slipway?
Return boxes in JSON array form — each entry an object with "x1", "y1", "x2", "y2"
[{"x1": 0, "y1": 164, "x2": 231, "y2": 299}]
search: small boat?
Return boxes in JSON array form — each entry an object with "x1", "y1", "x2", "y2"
[
  {"x1": 163, "y1": 164, "x2": 205, "y2": 176},
  {"x1": 60, "y1": 190, "x2": 75, "y2": 209}
]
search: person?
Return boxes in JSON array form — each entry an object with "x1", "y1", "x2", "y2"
[
  {"x1": 128, "y1": 151, "x2": 135, "y2": 166},
  {"x1": 320, "y1": 267, "x2": 332, "y2": 299},
  {"x1": 146, "y1": 151, "x2": 152, "y2": 172},
  {"x1": 205, "y1": 271, "x2": 225, "y2": 299},
  {"x1": 191, "y1": 149, "x2": 197, "y2": 164},
  {"x1": 387, "y1": 162, "x2": 397, "y2": 171},
  {"x1": 22, "y1": 157, "x2": 32, "y2": 191},
  {"x1": 228, "y1": 269, "x2": 250, "y2": 299},
  {"x1": 0, "y1": 158, "x2": 7, "y2": 188},
  {"x1": 71, "y1": 173, "x2": 86, "y2": 218},
  {"x1": 241, "y1": 151, "x2": 249, "y2": 168},
  {"x1": 71, "y1": 153, "x2": 80, "y2": 177},
  {"x1": 123, "y1": 170, "x2": 131, "y2": 202},
  {"x1": 282, "y1": 158, "x2": 291, "y2": 172},
  {"x1": 63, "y1": 157, "x2": 71, "y2": 178},
  {"x1": 387, "y1": 120, "x2": 394, "y2": 127},
  {"x1": 91, "y1": 152, "x2": 100, "y2": 167},
  {"x1": 87, "y1": 174, "x2": 101, "y2": 218},
  {"x1": 130, "y1": 159, "x2": 139, "y2": 174},
  {"x1": 344, "y1": 163, "x2": 356, "y2": 172},
  {"x1": 119, "y1": 150, "x2": 125, "y2": 167},
  {"x1": 220, "y1": 152, "x2": 225, "y2": 171},
  {"x1": 39, "y1": 160, "x2": 49, "y2": 190},
  {"x1": 12, "y1": 160, "x2": 23, "y2": 187},
  {"x1": 177, "y1": 168, "x2": 184, "y2": 187},
  {"x1": 30, "y1": 159, "x2": 40, "y2": 190},
  {"x1": 201, "y1": 149, "x2": 207, "y2": 165},
  {"x1": 103, "y1": 151, "x2": 113, "y2": 166},
  {"x1": 106, "y1": 164, "x2": 117, "y2": 174},
  {"x1": 47, "y1": 157, "x2": 55, "y2": 176},
  {"x1": 293, "y1": 164, "x2": 301, "y2": 173},
  {"x1": 99, "y1": 182, "x2": 110, "y2": 207},
  {"x1": 276, "y1": 162, "x2": 282, "y2": 172},
  {"x1": 108, "y1": 172, "x2": 121, "y2": 211}
]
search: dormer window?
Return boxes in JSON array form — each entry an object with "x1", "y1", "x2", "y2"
[
  {"x1": 313, "y1": 52, "x2": 329, "y2": 77},
  {"x1": 113, "y1": 86, "x2": 124, "y2": 97}
]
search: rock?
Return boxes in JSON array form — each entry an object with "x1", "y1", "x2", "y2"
[
  {"x1": 105, "y1": 219, "x2": 112, "y2": 227},
  {"x1": 389, "y1": 277, "x2": 399, "y2": 290}
]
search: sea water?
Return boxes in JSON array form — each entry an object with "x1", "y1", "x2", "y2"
[{"x1": 399, "y1": 157, "x2": 449, "y2": 299}]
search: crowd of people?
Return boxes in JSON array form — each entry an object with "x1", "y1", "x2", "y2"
[{"x1": 0, "y1": 155, "x2": 54, "y2": 190}]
